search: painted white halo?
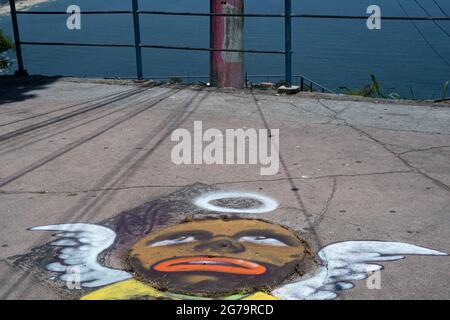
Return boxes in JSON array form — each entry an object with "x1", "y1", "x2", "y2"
[{"x1": 193, "y1": 191, "x2": 279, "y2": 214}]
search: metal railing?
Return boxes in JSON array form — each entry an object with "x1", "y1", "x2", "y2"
[
  {"x1": 7, "y1": 0, "x2": 450, "y2": 90},
  {"x1": 9, "y1": 0, "x2": 287, "y2": 83}
]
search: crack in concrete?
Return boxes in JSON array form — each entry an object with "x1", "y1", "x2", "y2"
[
  {"x1": 0, "y1": 170, "x2": 414, "y2": 196},
  {"x1": 286, "y1": 101, "x2": 334, "y2": 119},
  {"x1": 312, "y1": 177, "x2": 337, "y2": 228},
  {"x1": 326, "y1": 119, "x2": 450, "y2": 136},
  {"x1": 398, "y1": 145, "x2": 450, "y2": 156},
  {"x1": 318, "y1": 99, "x2": 450, "y2": 193}
]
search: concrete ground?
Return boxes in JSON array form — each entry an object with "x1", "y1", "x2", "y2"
[{"x1": 0, "y1": 76, "x2": 449, "y2": 300}]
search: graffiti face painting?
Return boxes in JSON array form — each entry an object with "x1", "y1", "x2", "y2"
[
  {"x1": 12, "y1": 184, "x2": 448, "y2": 300},
  {"x1": 129, "y1": 219, "x2": 314, "y2": 296}
]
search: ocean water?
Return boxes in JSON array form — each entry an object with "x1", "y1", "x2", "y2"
[{"x1": 0, "y1": 0, "x2": 449, "y2": 99}]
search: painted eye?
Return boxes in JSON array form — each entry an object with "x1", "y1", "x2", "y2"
[
  {"x1": 149, "y1": 236, "x2": 196, "y2": 247},
  {"x1": 238, "y1": 236, "x2": 287, "y2": 247}
]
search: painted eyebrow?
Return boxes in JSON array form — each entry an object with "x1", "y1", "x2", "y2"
[
  {"x1": 233, "y1": 229, "x2": 299, "y2": 246},
  {"x1": 146, "y1": 230, "x2": 212, "y2": 245}
]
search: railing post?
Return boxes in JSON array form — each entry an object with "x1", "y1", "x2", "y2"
[
  {"x1": 284, "y1": 0, "x2": 292, "y2": 87},
  {"x1": 132, "y1": 0, "x2": 143, "y2": 80},
  {"x1": 209, "y1": 0, "x2": 213, "y2": 85},
  {"x1": 8, "y1": 0, "x2": 27, "y2": 76},
  {"x1": 210, "y1": 0, "x2": 244, "y2": 88}
]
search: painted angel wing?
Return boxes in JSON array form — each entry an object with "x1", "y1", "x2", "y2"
[
  {"x1": 272, "y1": 241, "x2": 447, "y2": 300},
  {"x1": 32, "y1": 223, "x2": 132, "y2": 288}
]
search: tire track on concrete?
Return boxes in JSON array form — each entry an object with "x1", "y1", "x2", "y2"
[
  {"x1": 0, "y1": 86, "x2": 153, "y2": 149},
  {"x1": 0, "y1": 96, "x2": 142, "y2": 150},
  {"x1": 0, "y1": 84, "x2": 158, "y2": 147},
  {"x1": 0, "y1": 88, "x2": 166, "y2": 156},
  {"x1": 0, "y1": 84, "x2": 156, "y2": 144},
  {"x1": 0, "y1": 85, "x2": 136, "y2": 128},
  {"x1": 0, "y1": 88, "x2": 180, "y2": 188}
]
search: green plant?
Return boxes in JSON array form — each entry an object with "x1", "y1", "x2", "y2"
[
  {"x1": 0, "y1": 29, "x2": 14, "y2": 69},
  {"x1": 169, "y1": 77, "x2": 183, "y2": 84},
  {"x1": 442, "y1": 80, "x2": 449, "y2": 99},
  {"x1": 338, "y1": 84, "x2": 375, "y2": 97},
  {"x1": 338, "y1": 74, "x2": 400, "y2": 99},
  {"x1": 370, "y1": 74, "x2": 387, "y2": 99},
  {"x1": 409, "y1": 86, "x2": 416, "y2": 100},
  {"x1": 275, "y1": 80, "x2": 287, "y2": 88}
]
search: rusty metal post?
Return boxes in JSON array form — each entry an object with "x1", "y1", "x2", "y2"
[{"x1": 210, "y1": 0, "x2": 244, "y2": 88}]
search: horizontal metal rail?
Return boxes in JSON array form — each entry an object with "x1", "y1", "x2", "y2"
[
  {"x1": 15, "y1": 11, "x2": 450, "y2": 21},
  {"x1": 138, "y1": 11, "x2": 284, "y2": 17},
  {"x1": 291, "y1": 14, "x2": 450, "y2": 21},
  {"x1": 139, "y1": 44, "x2": 284, "y2": 54},
  {"x1": 19, "y1": 41, "x2": 284, "y2": 54},
  {"x1": 20, "y1": 41, "x2": 134, "y2": 48},
  {"x1": 16, "y1": 11, "x2": 133, "y2": 15},
  {"x1": 16, "y1": 11, "x2": 284, "y2": 17}
]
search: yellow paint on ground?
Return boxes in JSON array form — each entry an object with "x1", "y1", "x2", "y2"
[
  {"x1": 243, "y1": 292, "x2": 279, "y2": 300},
  {"x1": 81, "y1": 279, "x2": 279, "y2": 300},
  {"x1": 81, "y1": 279, "x2": 166, "y2": 300}
]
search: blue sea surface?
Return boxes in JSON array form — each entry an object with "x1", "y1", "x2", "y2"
[{"x1": 0, "y1": 0, "x2": 449, "y2": 99}]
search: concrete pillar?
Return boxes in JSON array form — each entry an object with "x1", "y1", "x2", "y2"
[{"x1": 210, "y1": 0, "x2": 244, "y2": 88}]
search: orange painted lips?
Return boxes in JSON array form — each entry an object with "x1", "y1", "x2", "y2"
[{"x1": 153, "y1": 256, "x2": 267, "y2": 275}]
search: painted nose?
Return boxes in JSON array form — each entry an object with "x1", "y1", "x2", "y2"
[{"x1": 194, "y1": 239, "x2": 245, "y2": 254}]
